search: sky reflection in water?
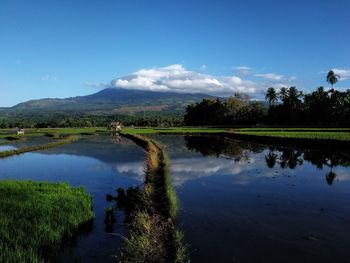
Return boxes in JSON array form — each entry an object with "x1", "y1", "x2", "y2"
[
  {"x1": 153, "y1": 135, "x2": 350, "y2": 263},
  {"x1": 0, "y1": 136, "x2": 145, "y2": 262}
]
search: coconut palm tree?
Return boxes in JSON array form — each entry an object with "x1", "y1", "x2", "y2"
[
  {"x1": 265, "y1": 87, "x2": 278, "y2": 106},
  {"x1": 279, "y1": 87, "x2": 288, "y2": 102},
  {"x1": 327, "y1": 70, "x2": 340, "y2": 89},
  {"x1": 288, "y1": 86, "x2": 303, "y2": 104}
]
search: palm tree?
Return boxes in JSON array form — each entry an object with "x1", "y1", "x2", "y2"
[
  {"x1": 279, "y1": 87, "x2": 288, "y2": 102},
  {"x1": 327, "y1": 70, "x2": 340, "y2": 89},
  {"x1": 265, "y1": 87, "x2": 278, "y2": 106},
  {"x1": 288, "y1": 86, "x2": 303, "y2": 100}
]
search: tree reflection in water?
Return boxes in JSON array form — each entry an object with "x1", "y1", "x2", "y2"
[
  {"x1": 183, "y1": 135, "x2": 350, "y2": 186},
  {"x1": 184, "y1": 135, "x2": 264, "y2": 162},
  {"x1": 265, "y1": 147, "x2": 350, "y2": 185},
  {"x1": 265, "y1": 151, "x2": 278, "y2": 168}
]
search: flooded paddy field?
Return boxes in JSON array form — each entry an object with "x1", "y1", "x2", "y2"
[
  {"x1": 0, "y1": 137, "x2": 53, "y2": 152},
  {"x1": 152, "y1": 135, "x2": 350, "y2": 263},
  {"x1": 1, "y1": 133, "x2": 350, "y2": 262},
  {"x1": 0, "y1": 135, "x2": 145, "y2": 262}
]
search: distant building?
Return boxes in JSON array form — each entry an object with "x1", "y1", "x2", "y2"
[
  {"x1": 13, "y1": 127, "x2": 25, "y2": 135},
  {"x1": 110, "y1": 121, "x2": 122, "y2": 132}
]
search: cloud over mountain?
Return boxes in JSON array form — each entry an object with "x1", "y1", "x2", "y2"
[{"x1": 111, "y1": 64, "x2": 258, "y2": 96}]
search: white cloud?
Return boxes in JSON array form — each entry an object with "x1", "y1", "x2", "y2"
[
  {"x1": 200, "y1": 64, "x2": 207, "y2": 71},
  {"x1": 111, "y1": 64, "x2": 258, "y2": 96},
  {"x1": 332, "y1": 68, "x2": 350, "y2": 80},
  {"x1": 255, "y1": 73, "x2": 284, "y2": 81}
]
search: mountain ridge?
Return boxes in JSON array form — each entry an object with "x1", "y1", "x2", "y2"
[{"x1": 2, "y1": 88, "x2": 214, "y2": 115}]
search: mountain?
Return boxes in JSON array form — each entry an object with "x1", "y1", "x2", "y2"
[{"x1": 1, "y1": 88, "x2": 214, "y2": 116}]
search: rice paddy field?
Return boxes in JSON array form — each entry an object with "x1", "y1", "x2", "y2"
[
  {"x1": 0, "y1": 126, "x2": 350, "y2": 262},
  {"x1": 0, "y1": 180, "x2": 93, "y2": 262}
]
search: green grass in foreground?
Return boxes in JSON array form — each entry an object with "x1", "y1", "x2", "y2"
[
  {"x1": 0, "y1": 180, "x2": 93, "y2": 262},
  {"x1": 234, "y1": 130, "x2": 350, "y2": 141}
]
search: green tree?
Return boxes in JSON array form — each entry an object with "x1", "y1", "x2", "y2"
[
  {"x1": 265, "y1": 87, "x2": 278, "y2": 106},
  {"x1": 279, "y1": 87, "x2": 288, "y2": 102},
  {"x1": 327, "y1": 70, "x2": 340, "y2": 89}
]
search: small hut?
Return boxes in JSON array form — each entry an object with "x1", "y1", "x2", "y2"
[
  {"x1": 13, "y1": 127, "x2": 25, "y2": 135},
  {"x1": 110, "y1": 121, "x2": 123, "y2": 132}
]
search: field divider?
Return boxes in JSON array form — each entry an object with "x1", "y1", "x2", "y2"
[
  {"x1": 119, "y1": 133, "x2": 187, "y2": 263},
  {"x1": 0, "y1": 135, "x2": 80, "y2": 158}
]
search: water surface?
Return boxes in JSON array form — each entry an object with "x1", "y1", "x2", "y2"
[
  {"x1": 0, "y1": 135, "x2": 145, "y2": 262},
  {"x1": 0, "y1": 137, "x2": 53, "y2": 152},
  {"x1": 154, "y1": 135, "x2": 350, "y2": 263}
]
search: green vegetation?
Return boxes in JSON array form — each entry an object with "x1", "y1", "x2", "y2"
[
  {"x1": 184, "y1": 94, "x2": 266, "y2": 125},
  {"x1": 0, "y1": 112, "x2": 183, "y2": 129},
  {"x1": 122, "y1": 127, "x2": 350, "y2": 142},
  {"x1": 122, "y1": 126, "x2": 226, "y2": 134},
  {"x1": 0, "y1": 180, "x2": 93, "y2": 262},
  {"x1": 233, "y1": 129, "x2": 350, "y2": 141},
  {"x1": 183, "y1": 73, "x2": 350, "y2": 126},
  {"x1": 236, "y1": 127, "x2": 350, "y2": 132},
  {"x1": 266, "y1": 86, "x2": 350, "y2": 126},
  {"x1": 0, "y1": 135, "x2": 80, "y2": 158},
  {"x1": 327, "y1": 70, "x2": 340, "y2": 89},
  {"x1": 119, "y1": 133, "x2": 187, "y2": 263},
  {"x1": 0, "y1": 127, "x2": 105, "y2": 140},
  {"x1": 184, "y1": 87, "x2": 350, "y2": 127}
]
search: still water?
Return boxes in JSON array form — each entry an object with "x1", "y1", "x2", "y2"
[
  {"x1": 0, "y1": 136, "x2": 145, "y2": 262},
  {"x1": 0, "y1": 137, "x2": 53, "y2": 152},
  {"x1": 153, "y1": 135, "x2": 350, "y2": 263}
]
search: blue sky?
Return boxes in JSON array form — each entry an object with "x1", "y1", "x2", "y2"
[{"x1": 1, "y1": 0, "x2": 349, "y2": 106}]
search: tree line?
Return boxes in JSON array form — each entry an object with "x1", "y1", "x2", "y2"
[
  {"x1": 184, "y1": 94, "x2": 266, "y2": 125},
  {"x1": 185, "y1": 71, "x2": 350, "y2": 126},
  {"x1": 265, "y1": 71, "x2": 349, "y2": 125},
  {"x1": 0, "y1": 113, "x2": 183, "y2": 129}
]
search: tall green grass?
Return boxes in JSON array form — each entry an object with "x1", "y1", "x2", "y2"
[{"x1": 0, "y1": 180, "x2": 94, "y2": 262}]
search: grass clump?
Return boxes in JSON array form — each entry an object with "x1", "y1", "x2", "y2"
[
  {"x1": 0, "y1": 135, "x2": 80, "y2": 158},
  {"x1": 0, "y1": 180, "x2": 94, "y2": 262}
]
